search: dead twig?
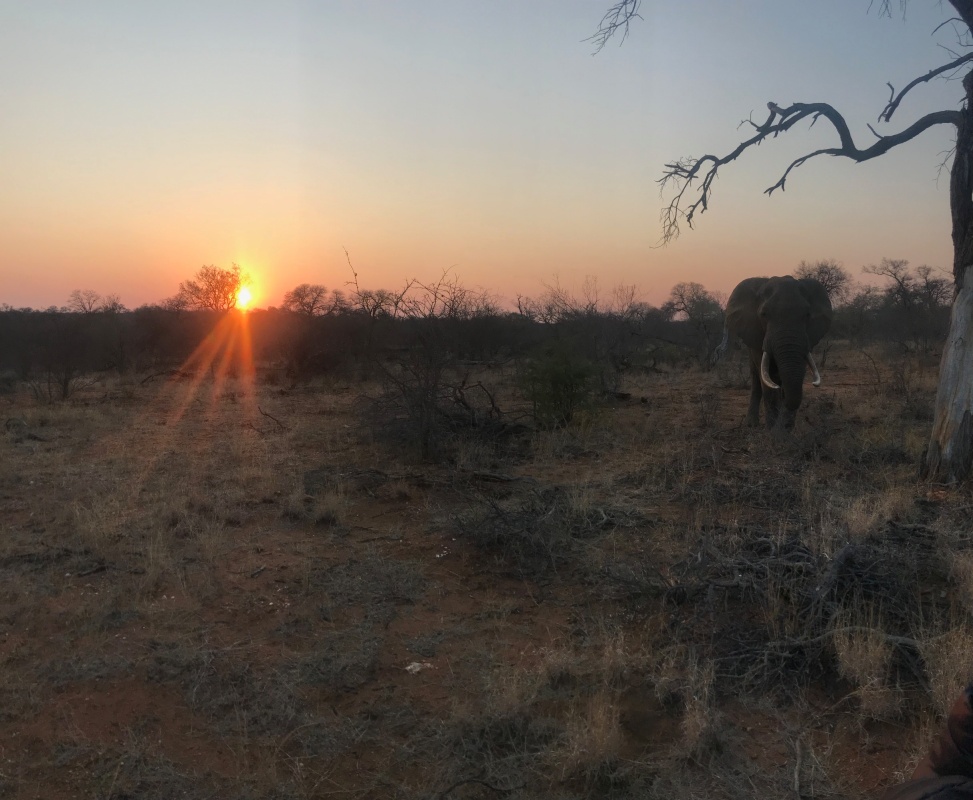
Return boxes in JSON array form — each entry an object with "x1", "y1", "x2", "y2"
[
  {"x1": 258, "y1": 406, "x2": 288, "y2": 431},
  {"x1": 439, "y1": 776, "x2": 522, "y2": 798},
  {"x1": 469, "y1": 471, "x2": 520, "y2": 483},
  {"x1": 139, "y1": 370, "x2": 176, "y2": 386}
]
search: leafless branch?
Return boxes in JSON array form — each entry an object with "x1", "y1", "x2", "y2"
[
  {"x1": 954, "y1": 0, "x2": 973, "y2": 26},
  {"x1": 933, "y1": 16, "x2": 965, "y2": 36},
  {"x1": 880, "y1": 51, "x2": 973, "y2": 122},
  {"x1": 869, "y1": 0, "x2": 907, "y2": 18},
  {"x1": 586, "y1": 0, "x2": 641, "y2": 54},
  {"x1": 258, "y1": 406, "x2": 287, "y2": 431},
  {"x1": 659, "y1": 100, "x2": 960, "y2": 243}
]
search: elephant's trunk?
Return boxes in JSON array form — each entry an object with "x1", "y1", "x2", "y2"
[
  {"x1": 764, "y1": 330, "x2": 809, "y2": 413},
  {"x1": 762, "y1": 348, "x2": 823, "y2": 393}
]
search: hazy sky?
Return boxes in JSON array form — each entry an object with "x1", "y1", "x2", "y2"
[{"x1": 0, "y1": 1, "x2": 964, "y2": 309}]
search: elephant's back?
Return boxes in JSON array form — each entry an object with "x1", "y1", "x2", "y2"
[{"x1": 728, "y1": 276, "x2": 770, "y2": 307}]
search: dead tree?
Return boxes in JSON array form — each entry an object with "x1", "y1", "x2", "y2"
[{"x1": 594, "y1": 0, "x2": 973, "y2": 482}]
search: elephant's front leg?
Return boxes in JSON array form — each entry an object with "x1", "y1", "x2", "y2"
[
  {"x1": 746, "y1": 354, "x2": 762, "y2": 426},
  {"x1": 763, "y1": 385, "x2": 781, "y2": 428}
]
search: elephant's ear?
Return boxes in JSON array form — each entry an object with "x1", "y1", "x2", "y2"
[
  {"x1": 797, "y1": 278, "x2": 834, "y2": 348},
  {"x1": 725, "y1": 277, "x2": 770, "y2": 351}
]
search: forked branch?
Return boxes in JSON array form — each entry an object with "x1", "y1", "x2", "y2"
[
  {"x1": 659, "y1": 100, "x2": 959, "y2": 244},
  {"x1": 879, "y1": 51, "x2": 973, "y2": 122}
]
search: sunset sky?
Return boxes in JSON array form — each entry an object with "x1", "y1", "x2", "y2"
[{"x1": 0, "y1": 1, "x2": 963, "y2": 310}]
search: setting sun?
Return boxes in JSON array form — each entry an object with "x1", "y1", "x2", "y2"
[{"x1": 236, "y1": 286, "x2": 253, "y2": 310}]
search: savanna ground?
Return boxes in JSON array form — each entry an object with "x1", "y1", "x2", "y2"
[{"x1": 1, "y1": 342, "x2": 971, "y2": 799}]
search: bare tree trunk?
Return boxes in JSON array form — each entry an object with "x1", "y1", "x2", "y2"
[
  {"x1": 924, "y1": 71, "x2": 973, "y2": 482},
  {"x1": 925, "y1": 267, "x2": 973, "y2": 481}
]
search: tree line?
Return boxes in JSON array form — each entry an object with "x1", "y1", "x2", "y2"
[{"x1": 0, "y1": 259, "x2": 950, "y2": 402}]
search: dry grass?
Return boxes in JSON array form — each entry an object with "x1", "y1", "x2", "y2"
[
  {"x1": 842, "y1": 489, "x2": 915, "y2": 538},
  {"x1": 922, "y1": 627, "x2": 973, "y2": 717},
  {"x1": 832, "y1": 623, "x2": 901, "y2": 721},
  {"x1": 0, "y1": 348, "x2": 966, "y2": 798},
  {"x1": 552, "y1": 692, "x2": 625, "y2": 782}
]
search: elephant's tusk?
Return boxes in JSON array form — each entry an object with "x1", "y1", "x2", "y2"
[
  {"x1": 807, "y1": 353, "x2": 822, "y2": 387},
  {"x1": 760, "y1": 351, "x2": 780, "y2": 390}
]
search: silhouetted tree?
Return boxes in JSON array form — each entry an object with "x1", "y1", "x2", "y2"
[
  {"x1": 863, "y1": 259, "x2": 951, "y2": 352},
  {"x1": 67, "y1": 289, "x2": 103, "y2": 314},
  {"x1": 176, "y1": 264, "x2": 249, "y2": 311},
  {"x1": 795, "y1": 260, "x2": 853, "y2": 306},
  {"x1": 35, "y1": 311, "x2": 92, "y2": 399},
  {"x1": 282, "y1": 283, "x2": 331, "y2": 316},
  {"x1": 101, "y1": 294, "x2": 126, "y2": 314},
  {"x1": 662, "y1": 281, "x2": 723, "y2": 367}
]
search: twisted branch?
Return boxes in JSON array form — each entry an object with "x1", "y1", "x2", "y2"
[{"x1": 659, "y1": 100, "x2": 960, "y2": 244}]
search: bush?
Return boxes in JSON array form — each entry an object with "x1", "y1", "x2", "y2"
[
  {"x1": 0, "y1": 371, "x2": 16, "y2": 394},
  {"x1": 520, "y1": 346, "x2": 596, "y2": 429}
]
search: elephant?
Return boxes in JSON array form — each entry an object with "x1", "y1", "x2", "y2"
[{"x1": 721, "y1": 275, "x2": 833, "y2": 429}]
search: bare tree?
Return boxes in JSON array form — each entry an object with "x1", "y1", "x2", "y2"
[
  {"x1": 352, "y1": 268, "x2": 504, "y2": 459},
  {"x1": 66, "y1": 289, "x2": 103, "y2": 314},
  {"x1": 865, "y1": 259, "x2": 953, "y2": 311},
  {"x1": 795, "y1": 260, "x2": 853, "y2": 306},
  {"x1": 101, "y1": 294, "x2": 127, "y2": 314},
  {"x1": 282, "y1": 283, "x2": 330, "y2": 316},
  {"x1": 330, "y1": 290, "x2": 350, "y2": 314},
  {"x1": 515, "y1": 277, "x2": 604, "y2": 324},
  {"x1": 863, "y1": 258, "x2": 920, "y2": 311},
  {"x1": 596, "y1": 0, "x2": 973, "y2": 482},
  {"x1": 177, "y1": 264, "x2": 249, "y2": 312},
  {"x1": 915, "y1": 265, "x2": 954, "y2": 310},
  {"x1": 662, "y1": 282, "x2": 723, "y2": 366},
  {"x1": 663, "y1": 282, "x2": 718, "y2": 320},
  {"x1": 160, "y1": 294, "x2": 189, "y2": 312},
  {"x1": 355, "y1": 288, "x2": 406, "y2": 319},
  {"x1": 863, "y1": 258, "x2": 952, "y2": 351}
]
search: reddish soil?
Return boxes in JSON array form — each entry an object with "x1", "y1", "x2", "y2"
[{"x1": 0, "y1": 356, "x2": 956, "y2": 798}]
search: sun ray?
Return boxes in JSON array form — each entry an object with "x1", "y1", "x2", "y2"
[
  {"x1": 107, "y1": 284, "x2": 264, "y2": 523},
  {"x1": 166, "y1": 315, "x2": 236, "y2": 425},
  {"x1": 235, "y1": 308, "x2": 259, "y2": 421}
]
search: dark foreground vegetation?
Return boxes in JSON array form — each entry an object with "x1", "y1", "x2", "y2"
[{"x1": 0, "y1": 258, "x2": 967, "y2": 799}]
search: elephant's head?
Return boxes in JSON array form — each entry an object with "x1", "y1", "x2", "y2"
[{"x1": 726, "y1": 275, "x2": 833, "y2": 428}]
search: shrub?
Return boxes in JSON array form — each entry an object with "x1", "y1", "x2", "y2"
[{"x1": 520, "y1": 346, "x2": 596, "y2": 429}]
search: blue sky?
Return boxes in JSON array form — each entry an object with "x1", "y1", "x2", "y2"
[{"x1": 0, "y1": 1, "x2": 963, "y2": 308}]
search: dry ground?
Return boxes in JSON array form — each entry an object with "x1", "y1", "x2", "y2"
[{"x1": 1, "y1": 346, "x2": 971, "y2": 799}]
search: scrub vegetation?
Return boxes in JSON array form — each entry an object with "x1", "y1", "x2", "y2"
[{"x1": 0, "y1": 260, "x2": 966, "y2": 799}]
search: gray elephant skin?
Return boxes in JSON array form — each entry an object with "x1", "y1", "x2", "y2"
[{"x1": 724, "y1": 276, "x2": 833, "y2": 429}]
